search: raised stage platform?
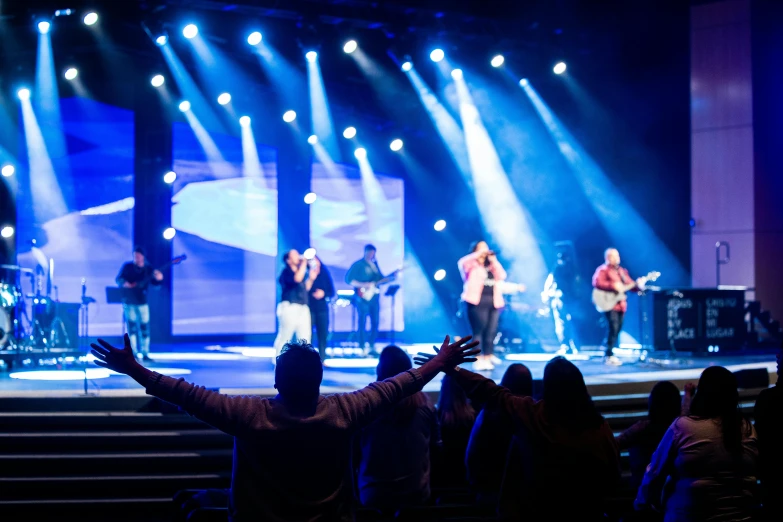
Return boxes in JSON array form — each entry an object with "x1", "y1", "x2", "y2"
[{"x1": 0, "y1": 343, "x2": 777, "y2": 400}]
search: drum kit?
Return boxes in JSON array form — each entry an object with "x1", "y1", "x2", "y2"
[{"x1": 0, "y1": 263, "x2": 72, "y2": 354}]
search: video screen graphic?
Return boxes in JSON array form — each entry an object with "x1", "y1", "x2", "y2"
[
  {"x1": 310, "y1": 160, "x2": 404, "y2": 333},
  {"x1": 15, "y1": 97, "x2": 134, "y2": 338},
  {"x1": 171, "y1": 123, "x2": 278, "y2": 335}
]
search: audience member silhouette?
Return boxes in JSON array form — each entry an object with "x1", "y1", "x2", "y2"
[
  {"x1": 617, "y1": 380, "x2": 691, "y2": 491},
  {"x1": 635, "y1": 366, "x2": 758, "y2": 521},
  {"x1": 355, "y1": 345, "x2": 438, "y2": 512},
  {"x1": 415, "y1": 354, "x2": 620, "y2": 521},
  {"x1": 754, "y1": 348, "x2": 781, "y2": 521},
  {"x1": 434, "y1": 373, "x2": 476, "y2": 488},
  {"x1": 466, "y1": 363, "x2": 532, "y2": 501},
  {"x1": 91, "y1": 334, "x2": 479, "y2": 522}
]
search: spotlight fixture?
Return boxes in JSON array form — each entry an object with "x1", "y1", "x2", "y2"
[
  {"x1": 433, "y1": 220, "x2": 446, "y2": 232},
  {"x1": 17, "y1": 88, "x2": 30, "y2": 101},
  {"x1": 451, "y1": 68, "x2": 463, "y2": 80},
  {"x1": 434, "y1": 269, "x2": 446, "y2": 281},
  {"x1": 430, "y1": 49, "x2": 444, "y2": 63},
  {"x1": 307, "y1": 135, "x2": 318, "y2": 145},
  {"x1": 183, "y1": 24, "x2": 198, "y2": 39},
  {"x1": 217, "y1": 92, "x2": 231, "y2": 105},
  {"x1": 389, "y1": 139, "x2": 403, "y2": 152},
  {"x1": 155, "y1": 34, "x2": 168, "y2": 46},
  {"x1": 239, "y1": 116, "x2": 251, "y2": 127},
  {"x1": 491, "y1": 54, "x2": 505, "y2": 68},
  {"x1": 64, "y1": 68, "x2": 78, "y2": 81},
  {"x1": 163, "y1": 227, "x2": 177, "y2": 240},
  {"x1": 37, "y1": 21, "x2": 51, "y2": 35},
  {"x1": 178, "y1": 100, "x2": 191, "y2": 112},
  {"x1": 1, "y1": 165, "x2": 14, "y2": 177},
  {"x1": 163, "y1": 171, "x2": 177, "y2": 184},
  {"x1": 354, "y1": 148, "x2": 367, "y2": 160},
  {"x1": 305, "y1": 51, "x2": 318, "y2": 63},
  {"x1": 151, "y1": 75, "x2": 165, "y2": 87},
  {"x1": 519, "y1": 78, "x2": 529, "y2": 87},
  {"x1": 304, "y1": 192, "x2": 317, "y2": 205},
  {"x1": 0, "y1": 226, "x2": 14, "y2": 239},
  {"x1": 83, "y1": 12, "x2": 98, "y2": 26},
  {"x1": 553, "y1": 62, "x2": 567, "y2": 75},
  {"x1": 282, "y1": 110, "x2": 296, "y2": 123},
  {"x1": 342, "y1": 127, "x2": 357, "y2": 139},
  {"x1": 247, "y1": 31, "x2": 262, "y2": 46},
  {"x1": 401, "y1": 61, "x2": 413, "y2": 72},
  {"x1": 343, "y1": 40, "x2": 357, "y2": 54}
]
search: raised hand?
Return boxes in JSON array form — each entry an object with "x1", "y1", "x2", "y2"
[
  {"x1": 414, "y1": 335, "x2": 480, "y2": 370},
  {"x1": 91, "y1": 334, "x2": 141, "y2": 376}
]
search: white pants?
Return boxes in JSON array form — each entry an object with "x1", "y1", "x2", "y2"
[{"x1": 273, "y1": 301, "x2": 312, "y2": 357}]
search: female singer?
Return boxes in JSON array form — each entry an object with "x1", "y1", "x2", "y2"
[
  {"x1": 458, "y1": 241, "x2": 507, "y2": 371},
  {"x1": 308, "y1": 256, "x2": 335, "y2": 361}
]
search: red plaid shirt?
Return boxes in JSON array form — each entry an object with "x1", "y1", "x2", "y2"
[{"x1": 592, "y1": 263, "x2": 634, "y2": 312}]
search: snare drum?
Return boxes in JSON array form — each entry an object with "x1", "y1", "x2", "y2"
[{"x1": 0, "y1": 283, "x2": 20, "y2": 309}]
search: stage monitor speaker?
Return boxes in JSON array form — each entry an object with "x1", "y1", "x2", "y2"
[{"x1": 733, "y1": 368, "x2": 769, "y2": 389}]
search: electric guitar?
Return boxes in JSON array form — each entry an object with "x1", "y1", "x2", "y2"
[
  {"x1": 591, "y1": 270, "x2": 660, "y2": 312},
  {"x1": 354, "y1": 268, "x2": 403, "y2": 301},
  {"x1": 124, "y1": 254, "x2": 187, "y2": 289}
]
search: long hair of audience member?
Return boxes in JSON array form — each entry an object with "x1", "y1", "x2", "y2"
[
  {"x1": 689, "y1": 366, "x2": 751, "y2": 453},
  {"x1": 438, "y1": 373, "x2": 476, "y2": 428},
  {"x1": 543, "y1": 356, "x2": 603, "y2": 431}
]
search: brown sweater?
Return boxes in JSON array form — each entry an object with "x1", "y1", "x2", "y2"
[{"x1": 145, "y1": 368, "x2": 425, "y2": 522}]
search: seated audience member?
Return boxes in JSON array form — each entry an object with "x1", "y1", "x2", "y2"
[
  {"x1": 415, "y1": 354, "x2": 620, "y2": 520},
  {"x1": 635, "y1": 366, "x2": 758, "y2": 522},
  {"x1": 434, "y1": 373, "x2": 477, "y2": 488},
  {"x1": 616, "y1": 380, "x2": 693, "y2": 491},
  {"x1": 91, "y1": 334, "x2": 479, "y2": 522},
  {"x1": 754, "y1": 348, "x2": 781, "y2": 521},
  {"x1": 466, "y1": 363, "x2": 533, "y2": 500},
  {"x1": 355, "y1": 345, "x2": 438, "y2": 512}
]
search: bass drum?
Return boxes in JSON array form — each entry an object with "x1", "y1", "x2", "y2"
[{"x1": 0, "y1": 307, "x2": 11, "y2": 349}]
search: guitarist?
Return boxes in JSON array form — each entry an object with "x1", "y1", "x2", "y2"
[
  {"x1": 591, "y1": 248, "x2": 642, "y2": 366},
  {"x1": 345, "y1": 244, "x2": 396, "y2": 354},
  {"x1": 115, "y1": 246, "x2": 163, "y2": 362}
]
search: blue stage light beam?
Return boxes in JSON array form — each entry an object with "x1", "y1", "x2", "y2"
[
  {"x1": 183, "y1": 110, "x2": 235, "y2": 179},
  {"x1": 520, "y1": 80, "x2": 688, "y2": 283},
  {"x1": 19, "y1": 96, "x2": 67, "y2": 222},
  {"x1": 306, "y1": 51, "x2": 338, "y2": 157},
  {"x1": 452, "y1": 72, "x2": 548, "y2": 290},
  {"x1": 253, "y1": 41, "x2": 306, "y2": 120},
  {"x1": 240, "y1": 117, "x2": 267, "y2": 182},
  {"x1": 402, "y1": 65, "x2": 470, "y2": 179}
]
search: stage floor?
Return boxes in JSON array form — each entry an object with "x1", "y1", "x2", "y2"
[{"x1": 0, "y1": 343, "x2": 777, "y2": 399}]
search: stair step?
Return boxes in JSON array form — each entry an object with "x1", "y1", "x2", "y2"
[
  {"x1": 0, "y1": 473, "x2": 230, "y2": 501},
  {"x1": 0, "y1": 429, "x2": 232, "y2": 452},
  {"x1": 0, "y1": 497, "x2": 173, "y2": 522},
  {"x1": 0, "y1": 411, "x2": 208, "y2": 431},
  {"x1": 0, "y1": 449, "x2": 233, "y2": 476}
]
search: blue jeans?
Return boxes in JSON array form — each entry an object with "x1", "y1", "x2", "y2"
[{"x1": 124, "y1": 303, "x2": 150, "y2": 357}]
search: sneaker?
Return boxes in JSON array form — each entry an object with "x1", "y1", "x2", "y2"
[
  {"x1": 489, "y1": 355, "x2": 502, "y2": 365},
  {"x1": 605, "y1": 355, "x2": 623, "y2": 366}
]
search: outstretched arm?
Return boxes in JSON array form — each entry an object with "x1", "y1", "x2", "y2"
[
  {"x1": 91, "y1": 335, "x2": 260, "y2": 436},
  {"x1": 336, "y1": 335, "x2": 479, "y2": 428}
]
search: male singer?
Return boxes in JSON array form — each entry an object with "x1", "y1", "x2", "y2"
[{"x1": 116, "y1": 246, "x2": 162, "y2": 361}]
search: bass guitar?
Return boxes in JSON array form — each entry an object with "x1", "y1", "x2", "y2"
[{"x1": 591, "y1": 270, "x2": 660, "y2": 312}]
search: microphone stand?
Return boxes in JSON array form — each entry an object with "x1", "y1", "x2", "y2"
[{"x1": 79, "y1": 278, "x2": 97, "y2": 396}]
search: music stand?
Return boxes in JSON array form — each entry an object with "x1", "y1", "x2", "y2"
[{"x1": 385, "y1": 285, "x2": 400, "y2": 345}]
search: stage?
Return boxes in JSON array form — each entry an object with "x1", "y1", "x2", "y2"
[{"x1": 0, "y1": 343, "x2": 776, "y2": 399}]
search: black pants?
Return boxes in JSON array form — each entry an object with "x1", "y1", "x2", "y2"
[
  {"x1": 311, "y1": 309, "x2": 329, "y2": 361},
  {"x1": 466, "y1": 299, "x2": 499, "y2": 356},
  {"x1": 605, "y1": 310, "x2": 624, "y2": 357},
  {"x1": 355, "y1": 296, "x2": 380, "y2": 348}
]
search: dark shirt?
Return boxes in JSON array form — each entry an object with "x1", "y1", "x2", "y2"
[
  {"x1": 754, "y1": 384, "x2": 781, "y2": 518},
  {"x1": 144, "y1": 368, "x2": 425, "y2": 522},
  {"x1": 115, "y1": 262, "x2": 161, "y2": 305},
  {"x1": 466, "y1": 407, "x2": 515, "y2": 494},
  {"x1": 345, "y1": 259, "x2": 383, "y2": 286},
  {"x1": 279, "y1": 266, "x2": 308, "y2": 305},
  {"x1": 309, "y1": 265, "x2": 335, "y2": 314},
  {"x1": 616, "y1": 419, "x2": 670, "y2": 492},
  {"x1": 433, "y1": 411, "x2": 475, "y2": 488},
  {"x1": 481, "y1": 267, "x2": 495, "y2": 299}
]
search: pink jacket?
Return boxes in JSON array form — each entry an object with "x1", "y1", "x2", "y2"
[{"x1": 458, "y1": 252, "x2": 507, "y2": 309}]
